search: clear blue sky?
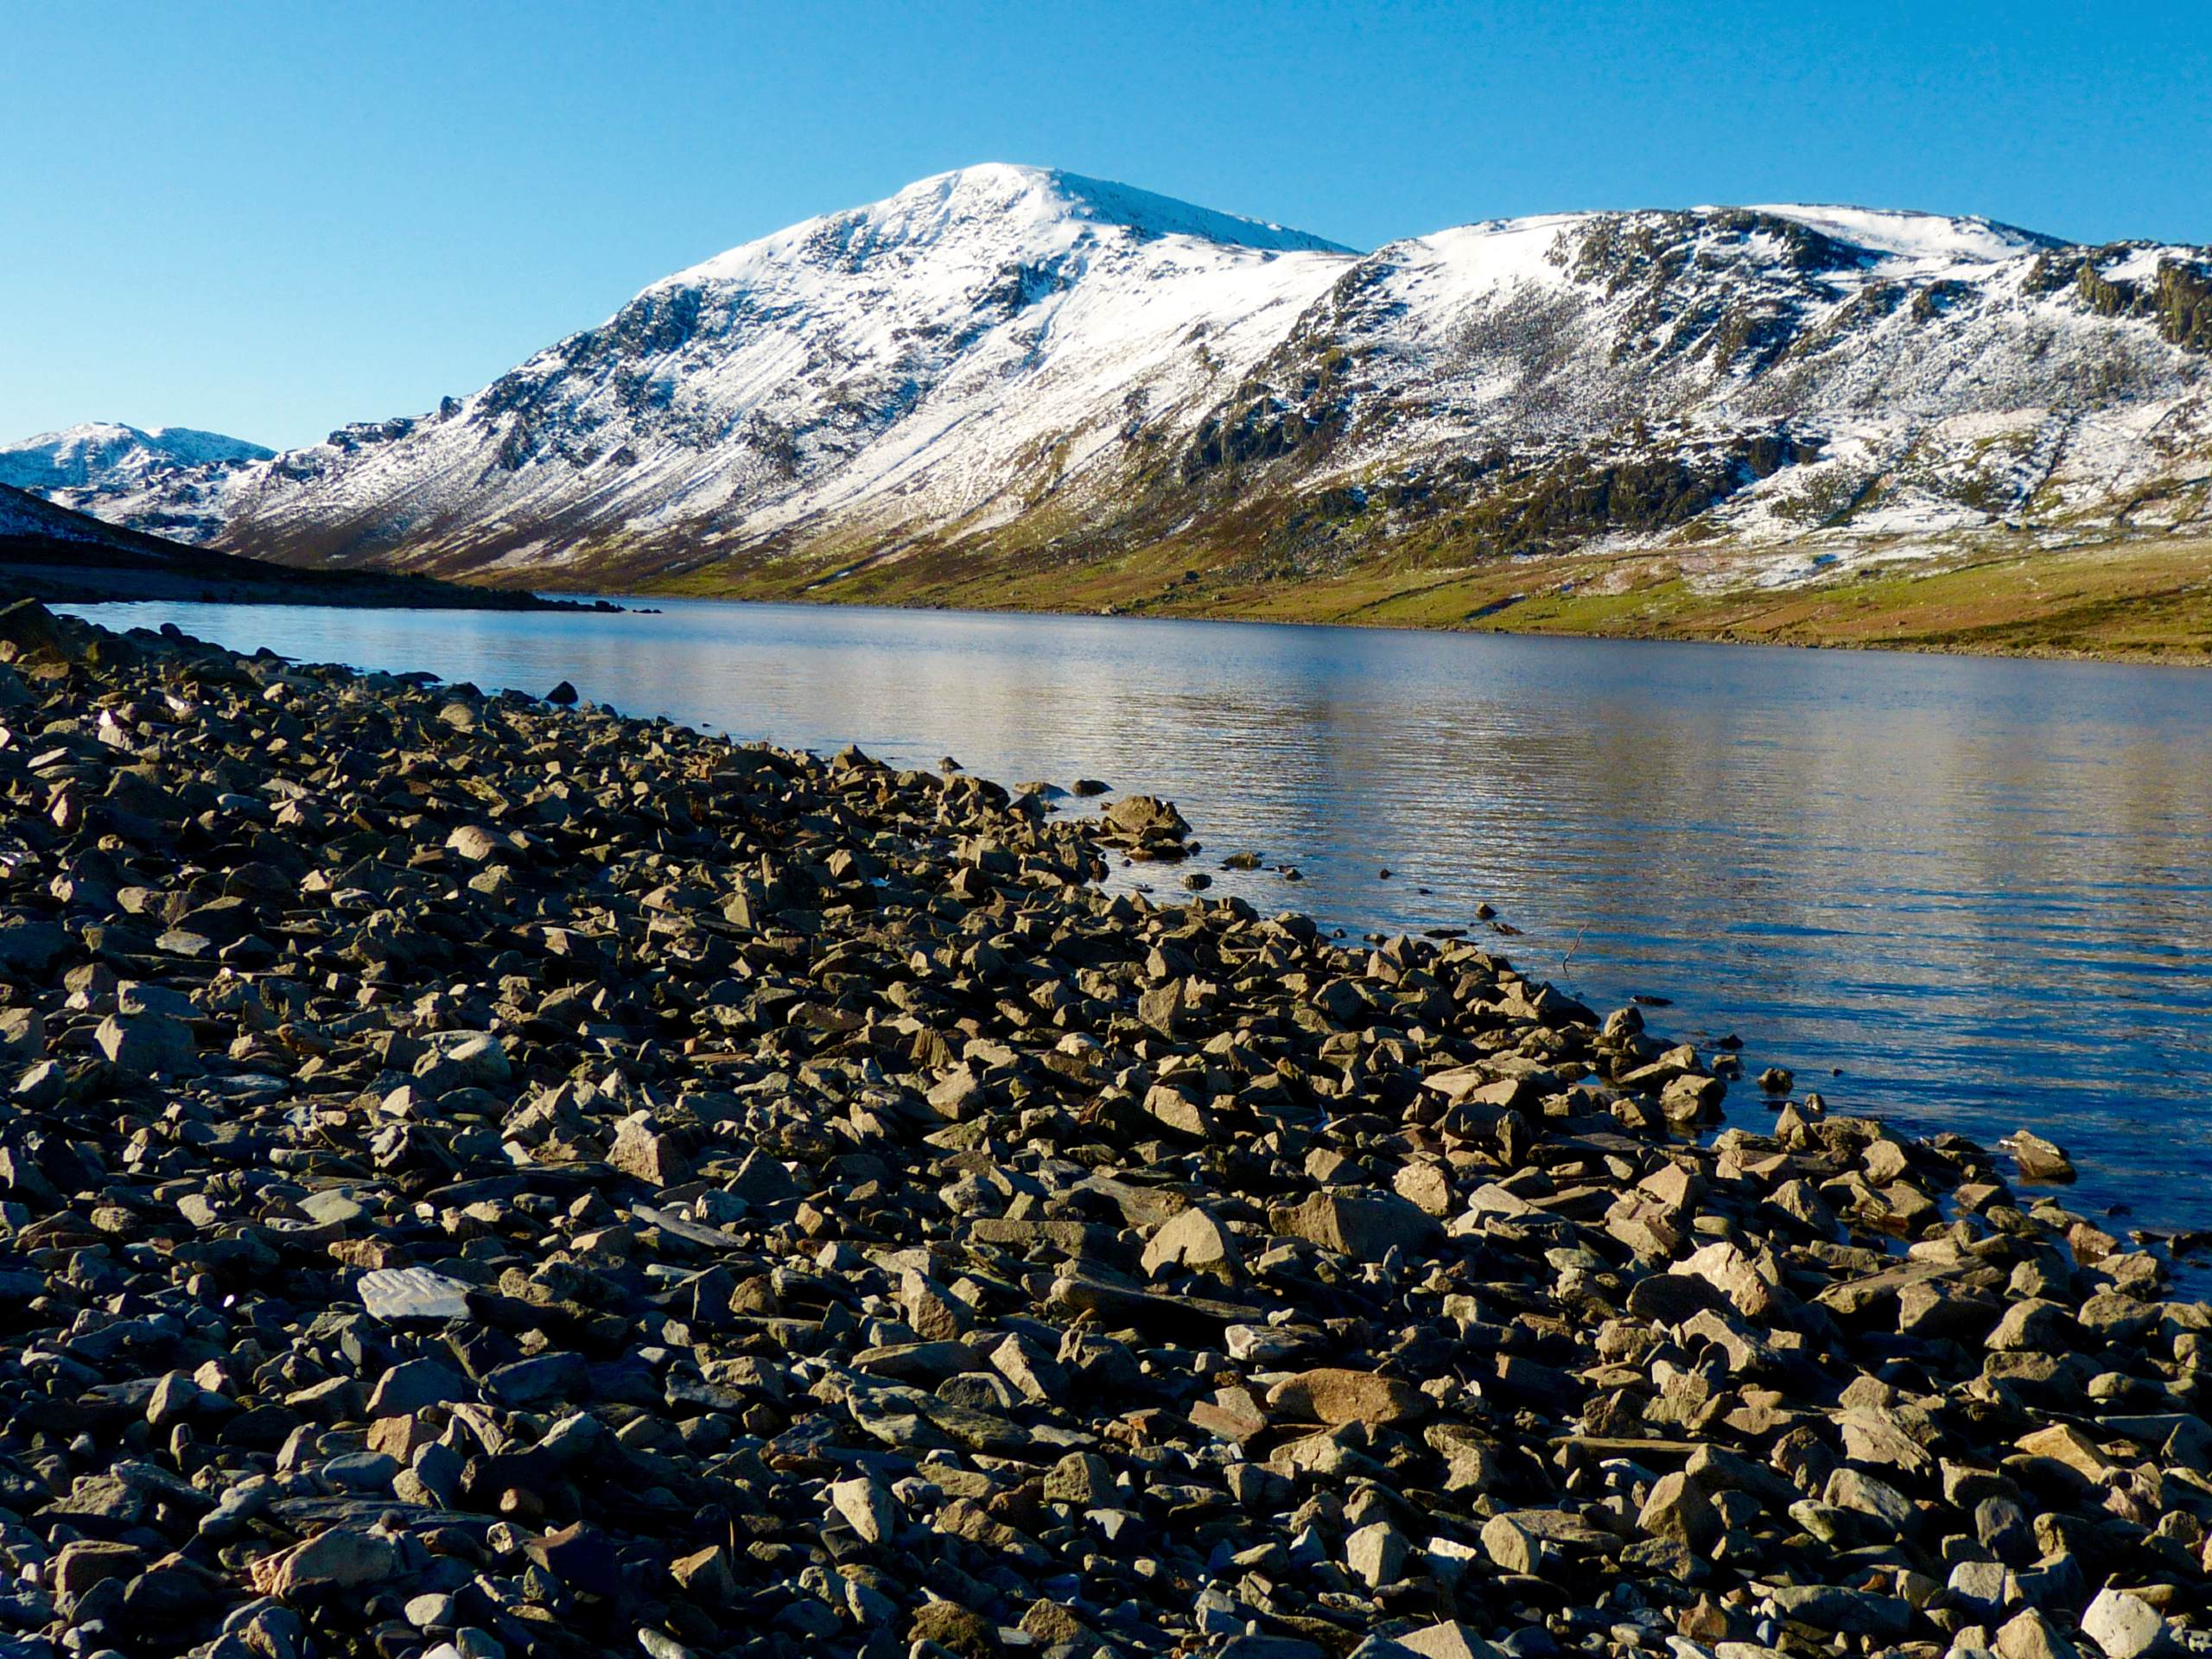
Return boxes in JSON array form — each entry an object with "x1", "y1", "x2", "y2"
[{"x1": 5, "y1": 0, "x2": 2206, "y2": 450}]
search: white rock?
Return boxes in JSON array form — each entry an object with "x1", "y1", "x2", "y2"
[
  {"x1": 2082, "y1": 1589, "x2": 2166, "y2": 1659},
  {"x1": 357, "y1": 1267, "x2": 473, "y2": 1323},
  {"x1": 829, "y1": 1475, "x2": 895, "y2": 1545},
  {"x1": 1344, "y1": 1520, "x2": 1408, "y2": 1591}
]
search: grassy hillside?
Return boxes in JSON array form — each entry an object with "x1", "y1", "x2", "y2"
[{"x1": 626, "y1": 530, "x2": 2212, "y2": 664}]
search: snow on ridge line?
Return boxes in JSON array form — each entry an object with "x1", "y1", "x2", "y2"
[
  {"x1": 1388, "y1": 202, "x2": 2058, "y2": 267},
  {"x1": 1742, "y1": 203, "x2": 2061, "y2": 262},
  {"x1": 660, "y1": 162, "x2": 1356, "y2": 292},
  {"x1": 2, "y1": 422, "x2": 273, "y2": 461},
  {"x1": 1357, "y1": 202, "x2": 2062, "y2": 285},
  {"x1": 1034, "y1": 168, "x2": 1357, "y2": 256},
  {"x1": 0, "y1": 423, "x2": 274, "y2": 494}
]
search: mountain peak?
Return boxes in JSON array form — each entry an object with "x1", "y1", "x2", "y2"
[
  {"x1": 933, "y1": 163, "x2": 1357, "y2": 255},
  {"x1": 0, "y1": 423, "x2": 271, "y2": 495},
  {"x1": 668, "y1": 163, "x2": 1353, "y2": 289}
]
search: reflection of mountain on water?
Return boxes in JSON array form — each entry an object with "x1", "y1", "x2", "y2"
[{"x1": 60, "y1": 596, "x2": 2212, "y2": 1235}]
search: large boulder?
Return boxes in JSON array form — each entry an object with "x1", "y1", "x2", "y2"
[{"x1": 1270, "y1": 1189, "x2": 1440, "y2": 1260}]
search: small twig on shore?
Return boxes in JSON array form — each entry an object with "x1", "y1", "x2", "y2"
[{"x1": 1561, "y1": 921, "x2": 1589, "y2": 984}]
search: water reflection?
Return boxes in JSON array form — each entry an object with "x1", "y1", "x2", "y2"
[{"x1": 66, "y1": 598, "x2": 2212, "y2": 1236}]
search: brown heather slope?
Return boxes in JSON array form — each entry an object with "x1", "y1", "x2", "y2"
[{"x1": 607, "y1": 530, "x2": 2212, "y2": 666}]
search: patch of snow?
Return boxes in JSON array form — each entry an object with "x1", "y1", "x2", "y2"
[
  {"x1": 1745, "y1": 204, "x2": 2056, "y2": 264},
  {"x1": 2098, "y1": 245, "x2": 2179, "y2": 284}
]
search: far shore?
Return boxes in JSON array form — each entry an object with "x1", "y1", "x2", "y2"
[
  {"x1": 536, "y1": 533, "x2": 2212, "y2": 667},
  {"x1": 40, "y1": 524, "x2": 2212, "y2": 665}
]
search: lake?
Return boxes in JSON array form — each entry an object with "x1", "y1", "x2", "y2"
[{"x1": 65, "y1": 596, "x2": 2212, "y2": 1248}]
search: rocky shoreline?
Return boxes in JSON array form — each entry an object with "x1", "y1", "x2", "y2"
[{"x1": 0, "y1": 598, "x2": 2200, "y2": 1659}]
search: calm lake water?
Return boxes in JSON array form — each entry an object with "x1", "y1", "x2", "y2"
[{"x1": 67, "y1": 598, "x2": 2212, "y2": 1246}]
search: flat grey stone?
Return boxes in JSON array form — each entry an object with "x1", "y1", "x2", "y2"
[{"x1": 358, "y1": 1266, "x2": 473, "y2": 1323}]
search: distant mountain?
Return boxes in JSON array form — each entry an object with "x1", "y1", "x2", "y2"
[
  {"x1": 0, "y1": 422, "x2": 271, "y2": 489},
  {"x1": 1, "y1": 423, "x2": 273, "y2": 541},
  {"x1": 21, "y1": 165, "x2": 2212, "y2": 597}
]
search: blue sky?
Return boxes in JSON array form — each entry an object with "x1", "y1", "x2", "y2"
[{"x1": 5, "y1": 0, "x2": 2206, "y2": 449}]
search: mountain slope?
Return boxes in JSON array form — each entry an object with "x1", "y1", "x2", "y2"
[
  {"x1": 1169, "y1": 207, "x2": 2209, "y2": 573},
  {"x1": 67, "y1": 165, "x2": 1357, "y2": 581},
  {"x1": 20, "y1": 167, "x2": 2212, "y2": 608},
  {"x1": 0, "y1": 483, "x2": 569, "y2": 610}
]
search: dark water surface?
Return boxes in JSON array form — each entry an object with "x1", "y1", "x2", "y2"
[{"x1": 67, "y1": 598, "x2": 2212, "y2": 1243}]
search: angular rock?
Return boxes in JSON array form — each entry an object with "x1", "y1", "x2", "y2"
[
  {"x1": 95, "y1": 1009, "x2": 199, "y2": 1077},
  {"x1": 609, "y1": 1113, "x2": 690, "y2": 1186},
  {"x1": 830, "y1": 1475, "x2": 897, "y2": 1544},
  {"x1": 2081, "y1": 1590, "x2": 2167, "y2": 1659},
  {"x1": 1265, "y1": 1367, "x2": 1426, "y2": 1427},
  {"x1": 2010, "y1": 1129, "x2": 2076, "y2": 1182},
  {"x1": 1141, "y1": 1205, "x2": 1243, "y2": 1279},
  {"x1": 365, "y1": 1357, "x2": 471, "y2": 1418},
  {"x1": 1270, "y1": 1189, "x2": 1440, "y2": 1259},
  {"x1": 250, "y1": 1527, "x2": 399, "y2": 1599}
]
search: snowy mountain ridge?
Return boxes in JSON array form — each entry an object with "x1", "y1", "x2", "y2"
[
  {"x1": 0, "y1": 422, "x2": 270, "y2": 492},
  {"x1": 16, "y1": 165, "x2": 2212, "y2": 596}
]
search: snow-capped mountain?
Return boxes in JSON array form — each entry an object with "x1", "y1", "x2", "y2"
[
  {"x1": 41, "y1": 167, "x2": 1355, "y2": 582},
  {"x1": 0, "y1": 422, "x2": 271, "y2": 490},
  {"x1": 20, "y1": 165, "x2": 2212, "y2": 593},
  {"x1": 2, "y1": 424, "x2": 273, "y2": 542}
]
